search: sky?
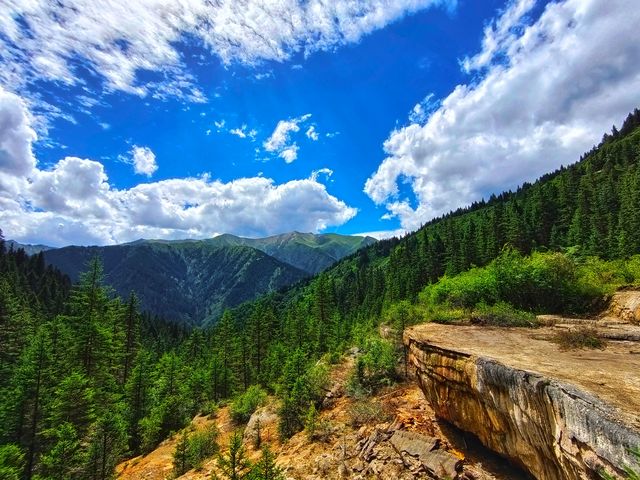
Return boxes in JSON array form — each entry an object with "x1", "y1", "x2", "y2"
[{"x1": 0, "y1": 0, "x2": 639, "y2": 246}]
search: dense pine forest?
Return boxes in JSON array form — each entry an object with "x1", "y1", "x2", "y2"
[{"x1": 1, "y1": 109, "x2": 640, "y2": 479}]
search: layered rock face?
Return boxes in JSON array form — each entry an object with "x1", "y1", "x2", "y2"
[{"x1": 405, "y1": 324, "x2": 640, "y2": 480}]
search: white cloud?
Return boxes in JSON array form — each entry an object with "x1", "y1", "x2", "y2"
[
  {"x1": 365, "y1": 0, "x2": 640, "y2": 231},
  {"x1": 279, "y1": 145, "x2": 299, "y2": 164},
  {"x1": 264, "y1": 113, "x2": 313, "y2": 162},
  {"x1": 0, "y1": 87, "x2": 37, "y2": 178},
  {"x1": 0, "y1": 0, "x2": 455, "y2": 99},
  {"x1": 306, "y1": 125, "x2": 319, "y2": 141},
  {"x1": 310, "y1": 168, "x2": 333, "y2": 182},
  {"x1": 0, "y1": 91, "x2": 357, "y2": 246},
  {"x1": 461, "y1": 0, "x2": 536, "y2": 73},
  {"x1": 229, "y1": 124, "x2": 258, "y2": 141},
  {"x1": 129, "y1": 146, "x2": 158, "y2": 177},
  {"x1": 408, "y1": 93, "x2": 438, "y2": 124},
  {"x1": 352, "y1": 228, "x2": 407, "y2": 240},
  {"x1": 214, "y1": 120, "x2": 226, "y2": 129},
  {"x1": 230, "y1": 128, "x2": 247, "y2": 138}
]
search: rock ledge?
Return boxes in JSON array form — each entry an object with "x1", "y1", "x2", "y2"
[{"x1": 405, "y1": 322, "x2": 640, "y2": 480}]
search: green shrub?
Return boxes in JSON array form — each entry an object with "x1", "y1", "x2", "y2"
[
  {"x1": 172, "y1": 425, "x2": 219, "y2": 476},
  {"x1": 230, "y1": 386, "x2": 267, "y2": 424},
  {"x1": 304, "y1": 404, "x2": 318, "y2": 441},
  {"x1": 471, "y1": 302, "x2": 538, "y2": 327},
  {"x1": 426, "y1": 267, "x2": 498, "y2": 309},
  {"x1": 419, "y1": 249, "x2": 624, "y2": 317},
  {"x1": 201, "y1": 400, "x2": 219, "y2": 418},
  {"x1": 351, "y1": 336, "x2": 397, "y2": 393},
  {"x1": 187, "y1": 425, "x2": 219, "y2": 469},
  {"x1": 348, "y1": 399, "x2": 391, "y2": 427},
  {"x1": 423, "y1": 304, "x2": 466, "y2": 324}
]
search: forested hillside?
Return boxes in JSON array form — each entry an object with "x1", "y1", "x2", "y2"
[
  {"x1": 43, "y1": 242, "x2": 307, "y2": 326},
  {"x1": 41, "y1": 233, "x2": 374, "y2": 326},
  {"x1": 306, "y1": 108, "x2": 640, "y2": 320}
]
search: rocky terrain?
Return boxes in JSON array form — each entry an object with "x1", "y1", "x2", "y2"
[
  {"x1": 117, "y1": 292, "x2": 640, "y2": 480},
  {"x1": 405, "y1": 291, "x2": 640, "y2": 480},
  {"x1": 117, "y1": 356, "x2": 528, "y2": 479}
]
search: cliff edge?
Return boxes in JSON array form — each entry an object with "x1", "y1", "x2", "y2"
[{"x1": 405, "y1": 306, "x2": 640, "y2": 480}]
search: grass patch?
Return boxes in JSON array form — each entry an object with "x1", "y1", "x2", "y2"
[
  {"x1": 552, "y1": 327, "x2": 606, "y2": 351},
  {"x1": 471, "y1": 302, "x2": 539, "y2": 327}
]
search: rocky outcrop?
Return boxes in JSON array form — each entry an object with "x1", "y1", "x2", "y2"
[
  {"x1": 606, "y1": 290, "x2": 640, "y2": 324},
  {"x1": 405, "y1": 323, "x2": 640, "y2": 480}
]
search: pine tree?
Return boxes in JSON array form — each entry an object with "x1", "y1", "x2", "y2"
[
  {"x1": 214, "y1": 430, "x2": 252, "y2": 480},
  {"x1": 252, "y1": 444, "x2": 284, "y2": 480}
]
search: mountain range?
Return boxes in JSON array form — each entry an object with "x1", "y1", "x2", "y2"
[{"x1": 19, "y1": 232, "x2": 375, "y2": 326}]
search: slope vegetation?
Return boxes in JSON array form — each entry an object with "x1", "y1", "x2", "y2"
[{"x1": 44, "y1": 242, "x2": 307, "y2": 326}]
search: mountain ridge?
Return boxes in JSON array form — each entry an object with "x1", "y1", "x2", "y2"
[{"x1": 39, "y1": 232, "x2": 376, "y2": 325}]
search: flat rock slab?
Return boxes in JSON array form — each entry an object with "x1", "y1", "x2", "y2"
[
  {"x1": 390, "y1": 430, "x2": 461, "y2": 479},
  {"x1": 390, "y1": 430, "x2": 440, "y2": 458},
  {"x1": 423, "y1": 449, "x2": 463, "y2": 479},
  {"x1": 405, "y1": 322, "x2": 640, "y2": 430}
]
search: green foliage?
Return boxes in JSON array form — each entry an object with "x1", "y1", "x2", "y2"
[
  {"x1": 304, "y1": 404, "x2": 318, "y2": 441},
  {"x1": 39, "y1": 423, "x2": 84, "y2": 479},
  {"x1": 172, "y1": 425, "x2": 219, "y2": 476},
  {"x1": 230, "y1": 386, "x2": 267, "y2": 424},
  {"x1": 351, "y1": 336, "x2": 397, "y2": 394},
  {"x1": 347, "y1": 399, "x2": 391, "y2": 428},
  {"x1": 277, "y1": 356, "x2": 330, "y2": 439},
  {"x1": 0, "y1": 444, "x2": 24, "y2": 480},
  {"x1": 213, "y1": 430, "x2": 252, "y2": 480},
  {"x1": 471, "y1": 302, "x2": 538, "y2": 327},
  {"x1": 251, "y1": 444, "x2": 285, "y2": 480},
  {"x1": 420, "y1": 250, "x2": 640, "y2": 322}
]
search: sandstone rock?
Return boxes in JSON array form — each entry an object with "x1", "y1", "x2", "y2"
[
  {"x1": 389, "y1": 430, "x2": 440, "y2": 458},
  {"x1": 390, "y1": 430, "x2": 461, "y2": 479},
  {"x1": 243, "y1": 405, "x2": 279, "y2": 447},
  {"x1": 405, "y1": 323, "x2": 640, "y2": 480},
  {"x1": 422, "y1": 449, "x2": 462, "y2": 479},
  {"x1": 607, "y1": 290, "x2": 640, "y2": 324}
]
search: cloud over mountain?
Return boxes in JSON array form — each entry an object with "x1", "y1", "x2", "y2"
[
  {"x1": 0, "y1": 86, "x2": 356, "y2": 246},
  {"x1": 365, "y1": 0, "x2": 640, "y2": 231}
]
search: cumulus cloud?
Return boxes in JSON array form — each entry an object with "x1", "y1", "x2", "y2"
[
  {"x1": 279, "y1": 145, "x2": 299, "y2": 164},
  {"x1": 0, "y1": 87, "x2": 37, "y2": 177},
  {"x1": 129, "y1": 146, "x2": 158, "y2": 177},
  {"x1": 365, "y1": 0, "x2": 640, "y2": 231},
  {"x1": 0, "y1": 0, "x2": 454, "y2": 98},
  {"x1": 0, "y1": 91, "x2": 356, "y2": 246}
]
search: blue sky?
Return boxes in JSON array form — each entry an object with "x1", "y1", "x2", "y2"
[{"x1": 1, "y1": 0, "x2": 639, "y2": 246}]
